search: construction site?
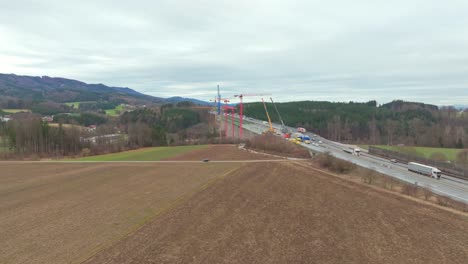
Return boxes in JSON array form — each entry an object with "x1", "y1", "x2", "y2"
[{"x1": 211, "y1": 86, "x2": 304, "y2": 143}]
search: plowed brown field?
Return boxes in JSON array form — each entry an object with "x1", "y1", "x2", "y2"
[
  {"x1": 85, "y1": 162, "x2": 468, "y2": 264},
  {"x1": 0, "y1": 162, "x2": 241, "y2": 264},
  {"x1": 2, "y1": 148, "x2": 468, "y2": 264}
]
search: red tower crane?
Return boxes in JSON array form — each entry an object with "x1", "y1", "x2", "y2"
[
  {"x1": 218, "y1": 98, "x2": 234, "y2": 139},
  {"x1": 222, "y1": 105, "x2": 236, "y2": 138},
  {"x1": 233, "y1": 93, "x2": 271, "y2": 139}
]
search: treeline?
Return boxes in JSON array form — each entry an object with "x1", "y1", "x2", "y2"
[
  {"x1": 243, "y1": 100, "x2": 468, "y2": 148},
  {"x1": 120, "y1": 106, "x2": 201, "y2": 147},
  {"x1": 54, "y1": 113, "x2": 108, "y2": 126},
  {"x1": 0, "y1": 103, "x2": 207, "y2": 158},
  {"x1": 1, "y1": 99, "x2": 74, "y2": 115},
  {"x1": 0, "y1": 117, "x2": 86, "y2": 157}
]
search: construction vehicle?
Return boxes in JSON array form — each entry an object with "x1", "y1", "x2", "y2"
[
  {"x1": 408, "y1": 162, "x2": 441, "y2": 179},
  {"x1": 292, "y1": 133, "x2": 311, "y2": 144},
  {"x1": 261, "y1": 98, "x2": 275, "y2": 133},
  {"x1": 300, "y1": 135, "x2": 311, "y2": 144},
  {"x1": 288, "y1": 137, "x2": 301, "y2": 144},
  {"x1": 269, "y1": 98, "x2": 290, "y2": 136}
]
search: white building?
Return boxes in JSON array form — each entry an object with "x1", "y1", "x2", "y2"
[{"x1": 0, "y1": 116, "x2": 11, "y2": 122}]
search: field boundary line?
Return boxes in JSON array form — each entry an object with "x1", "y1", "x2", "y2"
[
  {"x1": 77, "y1": 165, "x2": 243, "y2": 264},
  {"x1": 291, "y1": 161, "x2": 468, "y2": 217},
  {"x1": 0, "y1": 160, "x2": 300, "y2": 164}
]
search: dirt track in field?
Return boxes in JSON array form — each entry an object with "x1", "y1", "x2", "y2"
[
  {"x1": 163, "y1": 144, "x2": 281, "y2": 161},
  {"x1": 0, "y1": 162, "x2": 241, "y2": 264},
  {"x1": 86, "y1": 162, "x2": 468, "y2": 264}
]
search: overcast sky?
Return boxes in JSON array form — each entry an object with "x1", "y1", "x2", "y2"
[{"x1": 1, "y1": 0, "x2": 468, "y2": 105}]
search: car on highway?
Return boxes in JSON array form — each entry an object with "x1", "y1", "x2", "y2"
[{"x1": 390, "y1": 159, "x2": 397, "y2": 163}]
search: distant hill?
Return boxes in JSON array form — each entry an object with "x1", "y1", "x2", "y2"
[
  {"x1": 452, "y1": 105, "x2": 468, "y2": 110},
  {"x1": 381, "y1": 100, "x2": 438, "y2": 111},
  {"x1": 166, "y1": 96, "x2": 212, "y2": 106},
  {"x1": 0, "y1": 73, "x2": 165, "y2": 107}
]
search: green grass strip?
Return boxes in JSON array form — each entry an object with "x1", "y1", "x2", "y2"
[
  {"x1": 372, "y1": 145, "x2": 462, "y2": 161},
  {"x1": 73, "y1": 145, "x2": 209, "y2": 161}
]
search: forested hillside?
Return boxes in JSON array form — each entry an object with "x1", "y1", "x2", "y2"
[
  {"x1": 0, "y1": 102, "x2": 214, "y2": 158},
  {"x1": 0, "y1": 73, "x2": 164, "y2": 111},
  {"x1": 243, "y1": 100, "x2": 468, "y2": 148}
]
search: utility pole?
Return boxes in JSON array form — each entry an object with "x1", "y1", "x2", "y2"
[
  {"x1": 217, "y1": 85, "x2": 222, "y2": 142},
  {"x1": 217, "y1": 85, "x2": 221, "y2": 115}
]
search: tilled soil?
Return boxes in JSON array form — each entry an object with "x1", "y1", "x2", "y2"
[
  {"x1": 0, "y1": 162, "x2": 241, "y2": 264},
  {"x1": 85, "y1": 162, "x2": 468, "y2": 264},
  {"x1": 164, "y1": 144, "x2": 281, "y2": 161}
]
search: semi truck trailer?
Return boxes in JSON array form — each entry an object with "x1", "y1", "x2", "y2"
[{"x1": 408, "y1": 162, "x2": 441, "y2": 179}]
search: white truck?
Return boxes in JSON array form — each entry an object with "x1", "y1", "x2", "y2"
[
  {"x1": 353, "y1": 148, "x2": 361, "y2": 156},
  {"x1": 343, "y1": 148, "x2": 361, "y2": 156},
  {"x1": 407, "y1": 162, "x2": 441, "y2": 179}
]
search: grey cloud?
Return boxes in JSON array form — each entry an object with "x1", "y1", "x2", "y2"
[{"x1": 1, "y1": 0, "x2": 468, "y2": 105}]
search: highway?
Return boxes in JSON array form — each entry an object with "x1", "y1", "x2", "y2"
[{"x1": 237, "y1": 116, "x2": 468, "y2": 204}]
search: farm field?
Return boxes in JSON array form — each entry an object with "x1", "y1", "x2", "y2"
[
  {"x1": 1, "y1": 109, "x2": 30, "y2": 113},
  {"x1": 85, "y1": 161, "x2": 468, "y2": 264},
  {"x1": 369, "y1": 145, "x2": 462, "y2": 161},
  {"x1": 48, "y1": 123, "x2": 85, "y2": 130},
  {"x1": 0, "y1": 162, "x2": 242, "y2": 264},
  {"x1": 105, "y1": 104, "x2": 124, "y2": 116},
  {"x1": 65, "y1": 101, "x2": 95, "y2": 109},
  {"x1": 74, "y1": 145, "x2": 209, "y2": 161},
  {"x1": 65, "y1": 101, "x2": 81, "y2": 108},
  {"x1": 2, "y1": 145, "x2": 468, "y2": 264}
]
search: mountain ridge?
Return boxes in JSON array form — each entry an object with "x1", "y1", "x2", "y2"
[
  {"x1": 166, "y1": 96, "x2": 212, "y2": 106},
  {"x1": 0, "y1": 73, "x2": 165, "y2": 106}
]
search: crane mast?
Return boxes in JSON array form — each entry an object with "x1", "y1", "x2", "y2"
[
  {"x1": 269, "y1": 97, "x2": 290, "y2": 134},
  {"x1": 261, "y1": 98, "x2": 274, "y2": 133}
]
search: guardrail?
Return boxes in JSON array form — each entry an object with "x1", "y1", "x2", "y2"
[{"x1": 369, "y1": 146, "x2": 468, "y2": 180}]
